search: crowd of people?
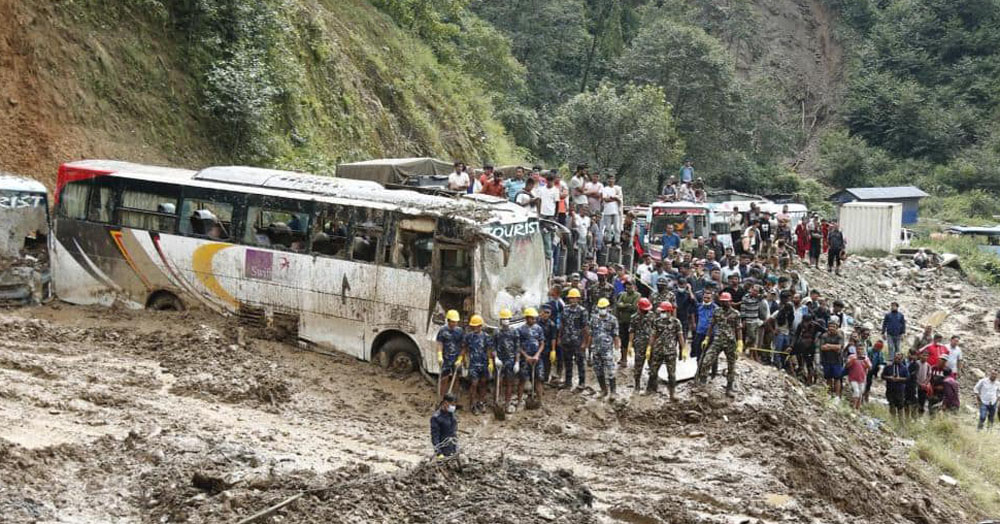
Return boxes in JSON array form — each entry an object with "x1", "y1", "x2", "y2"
[{"x1": 430, "y1": 162, "x2": 991, "y2": 457}]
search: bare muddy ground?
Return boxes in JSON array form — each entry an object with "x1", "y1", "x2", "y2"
[{"x1": 0, "y1": 258, "x2": 990, "y2": 523}]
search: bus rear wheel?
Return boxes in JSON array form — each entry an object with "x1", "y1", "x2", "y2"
[
  {"x1": 381, "y1": 337, "x2": 420, "y2": 374},
  {"x1": 146, "y1": 291, "x2": 184, "y2": 312}
]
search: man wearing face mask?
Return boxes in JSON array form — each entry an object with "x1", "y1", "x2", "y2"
[
  {"x1": 430, "y1": 393, "x2": 458, "y2": 458},
  {"x1": 696, "y1": 292, "x2": 743, "y2": 397},
  {"x1": 517, "y1": 308, "x2": 546, "y2": 408},
  {"x1": 648, "y1": 302, "x2": 685, "y2": 400},
  {"x1": 584, "y1": 297, "x2": 620, "y2": 398}
]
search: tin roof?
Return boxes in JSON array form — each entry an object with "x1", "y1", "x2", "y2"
[{"x1": 837, "y1": 186, "x2": 929, "y2": 200}]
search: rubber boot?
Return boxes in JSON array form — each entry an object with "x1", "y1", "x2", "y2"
[
  {"x1": 668, "y1": 385, "x2": 676, "y2": 401},
  {"x1": 725, "y1": 382, "x2": 735, "y2": 398},
  {"x1": 634, "y1": 375, "x2": 641, "y2": 391},
  {"x1": 597, "y1": 375, "x2": 608, "y2": 397},
  {"x1": 609, "y1": 378, "x2": 616, "y2": 396}
]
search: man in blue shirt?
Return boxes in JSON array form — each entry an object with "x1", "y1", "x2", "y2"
[
  {"x1": 881, "y1": 302, "x2": 906, "y2": 360},
  {"x1": 679, "y1": 159, "x2": 694, "y2": 184},
  {"x1": 661, "y1": 224, "x2": 681, "y2": 253},
  {"x1": 430, "y1": 393, "x2": 458, "y2": 457},
  {"x1": 436, "y1": 310, "x2": 464, "y2": 400},
  {"x1": 504, "y1": 166, "x2": 527, "y2": 202},
  {"x1": 692, "y1": 292, "x2": 717, "y2": 363}
]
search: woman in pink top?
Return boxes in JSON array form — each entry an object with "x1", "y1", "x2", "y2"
[{"x1": 845, "y1": 342, "x2": 872, "y2": 410}]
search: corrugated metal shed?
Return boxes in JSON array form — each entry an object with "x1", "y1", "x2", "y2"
[{"x1": 838, "y1": 202, "x2": 902, "y2": 253}]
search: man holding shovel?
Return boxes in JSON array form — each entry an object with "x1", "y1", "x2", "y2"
[
  {"x1": 517, "y1": 307, "x2": 546, "y2": 410},
  {"x1": 437, "y1": 310, "x2": 464, "y2": 401},
  {"x1": 493, "y1": 308, "x2": 519, "y2": 414},
  {"x1": 463, "y1": 315, "x2": 490, "y2": 415}
]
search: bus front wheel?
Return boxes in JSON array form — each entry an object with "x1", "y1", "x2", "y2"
[
  {"x1": 146, "y1": 291, "x2": 184, "y2": 312},
  {"x1": 381, "y1": 337, "x2": 420, "y2": 374}
]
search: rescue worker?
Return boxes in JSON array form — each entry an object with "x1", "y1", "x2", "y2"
[
  {"x1": 630, "y1": 298, "x2": 655, "y2": 390},
  {"x1": 615, "y1": 279, "x2": 640, "y2": 366},
  {"x1": 588, "y1": 267, "x2": 615, "y2": 313},
  {"x1": 437, "y1": 310, "x2": 464, "y2": 400},
  {"x1": 696, "y1": 292, "x2": 743, "y2": 397},
  {"x1": 493, "y1": 308, "x2": 519, "y2": 413},
  {"x1": 649, "y1": 277, "x2": 673, "y2": 310},
  {"x1": 584, "y1": 297, "x2": 620, "y2": 398},
  {"x1": 517, "y1": 307, "x2": 545, "y2": 409},
  {"x1": 430, "y1": 393, "x2": 458, "y2": 458},
  {"x1": 462, "y1": 314, "x2": 490, "y2": 415},
  {"x1": 537, "y1": 305, "x2": 559, "y2": 382},
  {"x1": 648, "y1": 302, "x2": 685, "y2": 400},
  {"x1": 560, "y1": 288, "x2": 589, "y2": 391}
]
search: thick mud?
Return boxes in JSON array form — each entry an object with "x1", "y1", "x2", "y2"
[{"x1": 0, "y1": 258, "x2": 990, "y2": 523}]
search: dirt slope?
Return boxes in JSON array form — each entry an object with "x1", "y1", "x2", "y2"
[{"x1": 0, "y1": 293, "x2": 984, "y2": 523}]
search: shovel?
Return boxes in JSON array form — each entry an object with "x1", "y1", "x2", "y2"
[
  {"x1": 525, "y1": 362, "x2": 541, "y2": 410},
  {"x1": 492, "y1": 362, "x2": 506, "y2": 421}
]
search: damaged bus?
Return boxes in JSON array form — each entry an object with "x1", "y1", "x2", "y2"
[{"x1": 52, "y1": 160, "x2": 547, "y2": 375}]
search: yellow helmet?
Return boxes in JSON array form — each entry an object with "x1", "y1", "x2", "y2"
[
  {"x1": 524, "y1": 307, "x2": 539, "y2": 318},
  {"x1": 596, "y1": 298, "x2": 610, "y2": 308},
  {"x1": 567, "y1": 288, "x2": 581, "y2": 299},
  {"x1": 498, "y1": 308, "x2": 513, "y2": 320},
  {"x1": 469, "y1": 314, "x2": 484, "y2": 327},
  {"x1": 445, "y1": 310, "x2": 460, "y2": 322}
]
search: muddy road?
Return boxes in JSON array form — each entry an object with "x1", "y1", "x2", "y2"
[{"x1": 0, "y1": 260, "x2": 989, "y2": 523}]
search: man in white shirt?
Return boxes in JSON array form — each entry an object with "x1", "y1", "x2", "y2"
[
  {"x1": 570, "y1": 207, "x2": 591, "y2": 256},
  {"x1": 945, "y1": 335, "x2": 963, "y2": 376},
  {"x1": 974, "y1": 369, "x2": 999, "y2": 430},
  {"x1": 599, "y1": 175, "x2": 623, "y2": 245},
  {"x1": 534, "y1": 172, "x2": 560, "y2": 219},
  {"x1": 516, "y1": 177, "x2": 540, "y2": 212},
  {"x1": 636, "y1": 254, "x2": 654, "y2": 287},
  {"x1": 584, "y1": 172, "x2": 603, "y2": 215},
  {"x1": 447, "y1": 162, "x2": 469, "y2": 192},
  {"x1": 568, "y1": 164, "x2": 589, "y2": 212}
]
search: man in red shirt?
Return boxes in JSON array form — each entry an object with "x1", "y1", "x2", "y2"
[
  {"x1": 923, "y1": 333, "x2": 949, "y2": 367},
  {"x1": 481, "y1": 166, "x2": 505, "y2": 198}
]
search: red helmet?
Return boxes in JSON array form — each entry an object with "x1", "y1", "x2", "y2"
[
  {"x1": 597, "y1": 266, "x2": 609, "y2": 276},
  {"x1": 719, "y1": 292, "x2": 732, "y2": 302},
  {"x1": 638, "y1": 298, "x2": 652, "y2": 311},
  {"x1": 658, "y1": 302, "x2": 675, "y2": 312}
]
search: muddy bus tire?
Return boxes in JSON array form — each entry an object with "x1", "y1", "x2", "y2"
[
  {"x1": 146, "y1": 291, "x2": 185, "y2": 312},
  {"x1": 381, "y1": 337, "x2": 420, "y2": 375}
]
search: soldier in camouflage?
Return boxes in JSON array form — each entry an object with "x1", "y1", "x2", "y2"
[
  {"x1": 648, "y1": 278, "x2": 673, "y2": 312},
  {"x1": 696, "y1": 292, "x2": 743, "y2": 397},
  {"x1": 588, "y1": 267, "x2": 615, "y2": 314},
  {"x1": 560, "y1": 288, "x2": 589, "y2": 390},
  {"x1": 648, "y1": 301, "x2": 685, "y2": 400},
  {"x1": 630, "y1": 298, "x2": 655, "y2": 390},
  {"x1": 584, "y1": 297, "x2": 620, "y2": 398}
]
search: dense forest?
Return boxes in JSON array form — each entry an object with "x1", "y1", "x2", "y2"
[{"x1": 10, "y1": 0, "x2": 1000, "y2": 220}]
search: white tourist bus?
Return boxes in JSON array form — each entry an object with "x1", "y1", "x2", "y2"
[{"x1": 51, "y1": 160, "x2": 547, "y2": 375}]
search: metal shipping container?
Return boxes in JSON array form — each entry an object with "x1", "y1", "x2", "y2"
[{"x1": 838, "y1": 202, "x2": 902, "y2": 253}]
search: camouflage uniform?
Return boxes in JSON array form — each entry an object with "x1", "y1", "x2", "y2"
[
  {"x1": 517, "y1": 322, "x2": 545, "y2": 381},
  {"x1": 588, "y1": 281, "x2": 615, "y2": 314},
  {"x1": 649, "y1": 289, "x2": 674, "y2": 310},
  {"x1": 493, "y1": 327, "x2": 519, "y2": 378},
  {"x1": 436, "y1": 325, "x2": 464, "y2": 375},
  {"x1": 463, "y1": 330, "x2": 490, "y2": 381},
  {"x1": 697, "y1": 306, "x2": 742, "y2": 389},
  {"x1": 630, "y1": 311, "x2": 655, "y2": 387},
  {"x1": 648, "y1": 314, "x2": 683, "y2": 392},
  {"x1": 589, "y1": 313, "x2": 619, "y2": 379},
  {"x1": 560, "y1": 304, "x2": 589, "y2": 387}
]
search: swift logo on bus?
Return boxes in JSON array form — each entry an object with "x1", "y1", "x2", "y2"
[
  {"x1": 483, "y1": 221, "x2": 540, "y2": 239},
  {"x1": 245, "y1": 249, "x2": 273, "y2": 281}
]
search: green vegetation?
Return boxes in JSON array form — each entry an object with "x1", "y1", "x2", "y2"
[
  {"x1": 860, "y1": 403, "x2": 1000, "y2": 515},
  {"x1": 912, "y1": 235, "x2": 1000, "y2": 287}
]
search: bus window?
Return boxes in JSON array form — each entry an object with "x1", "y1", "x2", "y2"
[
  {"x1": 246, "y1": 204, "x2": 310, "y2": 252},
  {"x1": 350, "y1": 209, "x2": 383, "y2": 263},
  {"x1": 119, "y1": 188, "x2": 178, "y2": 232},
  {"x1": 311, "y1": 204, "x2": 350, "y2": 258},
  {"x1": 440, "y1": 247, "x2": 472, "y2": 289},
  {"x1": 59, "y1": 181, "x2": 89, "y2": 219},
  {"x1": 180, "y1": 198, "x2": 233, "y2": 240},
  {"x1": 87, "y1": 184, "x2": 115, "y2": 223},
  {"x1": 397, "y1": 230, "x2": 433, "y2": 269}
]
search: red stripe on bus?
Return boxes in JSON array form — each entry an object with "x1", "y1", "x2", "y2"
[{"x1": 55, "y1": 164, "x2": 113, "y2": 205}]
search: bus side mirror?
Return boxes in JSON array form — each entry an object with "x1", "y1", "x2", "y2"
[{"x1": 431, "y1": 311, "x2": 445, "y2": 325}]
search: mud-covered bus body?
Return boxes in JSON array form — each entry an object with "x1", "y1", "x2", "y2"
[
  {"x1": 51, "y1": 161, "x2": 547, "y2": 374},
  {"x1": 0, "y1": 173, "x2": 51, "y2": 305}
]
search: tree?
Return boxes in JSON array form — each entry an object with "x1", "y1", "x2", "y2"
[
  {"x1": 616, "y1": 16, "x2": 739, "y2": 168},
  {"x1": 551, "y1": 83, "x2": 683, "y2": 200}
]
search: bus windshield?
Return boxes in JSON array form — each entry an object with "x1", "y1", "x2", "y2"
[
  {"x1": 649, "y1": 208, "x2": 709, "y2": 242},
  {"x1": 479, "y1": 220, "x2": 546, "y2": 323}
]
